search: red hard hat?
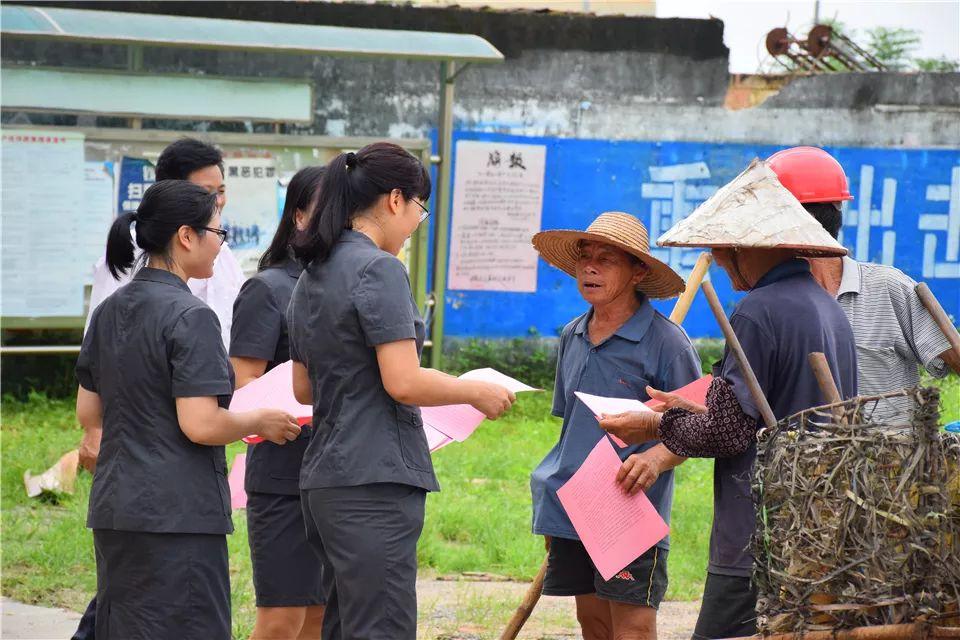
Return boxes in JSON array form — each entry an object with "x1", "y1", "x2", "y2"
[{"x1": 766, "y1": 146, "x2": 853, "y2": 204}]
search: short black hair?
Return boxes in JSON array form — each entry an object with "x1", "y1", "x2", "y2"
[
  {"x1": 803, "y1": 202, "x2": 843, "y2": 239},
  {"x1": 155, "y1": 138, "x2": 224, "y2": 181}
]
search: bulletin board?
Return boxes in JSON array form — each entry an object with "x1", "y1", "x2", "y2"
[{"x1": 1, "y1": 126, "x2": 431, "y2": 329}]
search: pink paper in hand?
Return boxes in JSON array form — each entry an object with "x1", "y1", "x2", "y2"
[
  {"x1": 556, "y1": 438, "x2": 669, "y2": 581},
  {"x1": 419, "y1": 404, "x2": 485, "y2": 442},
  {"x1": 229, "y1": 361, "x2": 312, "y2": 444},
  {"x1": 645, "y1": 374, "x2": 713, "y2": 412},
  {"x1": 423, "y1": 424, "x2": 454, "y2": 453},
  {"x1": 228, "y1": 453, "x2": 247, "y2": 510}
]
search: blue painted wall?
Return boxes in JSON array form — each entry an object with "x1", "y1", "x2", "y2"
[{"x1": 435, "y1": 131, "x2": 960, "y2": 339}]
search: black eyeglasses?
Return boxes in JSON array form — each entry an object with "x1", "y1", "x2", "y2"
[
  {"x1": 197, "y1": 226, "x2": 228, "y2": 246},
  {"x1": 412, "y1": 198, "x2": 430, "y2": 223}
]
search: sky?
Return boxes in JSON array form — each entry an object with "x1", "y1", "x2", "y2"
[{"x1": 655, "y1": 0, "x2": 960, "y2": 73}]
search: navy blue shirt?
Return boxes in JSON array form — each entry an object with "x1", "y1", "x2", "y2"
[
  {"x1": 531, "y1": 298, "x2": 702, "y2": 548},
  {"x1": 230, "y1": 256, "x2": 313, "y2": 496},
  {"x1": 77, "y1": 268, "x2": 235, "y2": 535},
  {"x1": 710, "y1": 258, "x2": 857, "y2": 576},
  {"x1": 287, "y1": 230, "x2": 439, "y2": 492}
]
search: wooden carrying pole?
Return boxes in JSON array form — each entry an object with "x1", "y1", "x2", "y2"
[
  {"x1": 916, "y1": 282, "x2": 960, "y2": 357},
  {"x1": 669, "y1": 252, "x2": 713, "y2": 324},
  {"x1": 807, "y1": 351, "x2": 846, "y2": 423},
  {"x1": 499, "y1": 252, "x2": 715, "y2": 640},
  {"x1": 701, "y1": 280, "x2": 777, "y2": 429}
]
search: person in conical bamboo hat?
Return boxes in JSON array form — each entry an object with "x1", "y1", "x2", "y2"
[
  {"x1": 597, "y1": 160, "x2": 859, "y2": 639},
  {"x1": 529, "y1": 212, "x2": 702, "y2": 640}
]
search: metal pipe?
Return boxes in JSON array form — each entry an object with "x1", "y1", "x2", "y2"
[
  {"x1": 429, "y1": 61, "x2": 456, "y2": 369},
  {"x1": 1, "y1": 345, "x2": 81, "y2": 355}
]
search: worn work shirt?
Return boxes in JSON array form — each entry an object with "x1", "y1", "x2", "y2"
[
  {"x1": 530, "y1": 299, "x2": 702, "y2": 548},
  {"x1": 230, "y1": 256, "x2": 312, "y2": 496},
  {"x1": 77, "y1": 268, "x2": 235, "y2": 535},
  {"x1": 287, "y1": 230, "x2": 439, "y2": 492},
  {"x1": 836, "y1": 257, "x2": 949, "y2": 421},
  {"x1": 707, "y1": 259, "x2": 857, "y2": 577}
]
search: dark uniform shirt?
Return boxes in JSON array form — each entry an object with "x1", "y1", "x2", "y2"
[
  {"x1": 287, "y1": 230, "x2": 439, "y2": 492},
  {"x1": 708, "y1": 258, "x2": 857, "y2": 577},
  {"x1": 531, "y1": 299, "x2": 702, "y2": 548},
  {"x1": 77, "y1": 268, "x2": 235, "y2": 535},
  {"x1": 230, "y1": 257, "x2": 312, "y2": 496}
]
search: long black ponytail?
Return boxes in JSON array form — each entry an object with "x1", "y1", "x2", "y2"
[
  {"x1": 105, "y1": 180, "x2": 219, "y2": 280},
  {"x1": 293, "y1": 142, "x2": 430, "y2": 266},
  {"x1": 259, "y1": 165, "x2": 326, "y2": 271}
]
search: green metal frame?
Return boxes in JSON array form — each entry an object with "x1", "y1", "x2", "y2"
[{"x1": 1, "y1": 6, "x2": 505, "y2": 364}]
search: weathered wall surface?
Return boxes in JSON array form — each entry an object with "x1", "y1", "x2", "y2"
[{"x1": 4, "y1": 1, "x2": 958, "y2": 338}]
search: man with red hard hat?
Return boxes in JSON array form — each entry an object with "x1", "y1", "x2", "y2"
[{"x1": 768, "y1": 146, "x2": 960, "y2": 419}]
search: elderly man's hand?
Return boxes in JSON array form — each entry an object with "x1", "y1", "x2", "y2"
[
  {"x1": 598, "y1": 410, "x2": 661, "y2": 446},
  {"x1": 616, "y1": 449, "x2": 664, "y2": 496}
]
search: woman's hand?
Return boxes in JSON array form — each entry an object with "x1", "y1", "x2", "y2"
[
  {"x1": 468, "y1": 382, "x2": 516, "y2": 420},
  {"x1": 598, "y1": 411, "x2": 661, "y2": 446},
  {"x1": 645, "y1": 385, "x2": 707, "y2": 414},
  {"x1": 254, "y1": 409, "x2": 301, "y2": 445}
]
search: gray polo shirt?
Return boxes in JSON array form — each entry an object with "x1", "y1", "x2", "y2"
[
  {"x1": 287, "y1": 230, "x2": 439, "y2": 492},
  {"x1": 836, "y1": 257, "x2": 950, "y2": 421},
  {"x1": 77, "y1": 267, "x2": 235, "y2": 535},
  {"x1": 531, "y1": 299, "x2": 702, "y2": 548}
]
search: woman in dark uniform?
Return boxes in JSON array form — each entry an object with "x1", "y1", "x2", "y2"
[
  {"x1": 75, "y1": 180, "x2": 302, "y2": 640},
  {"x1": 230, "y1": 166, "x2": 327, "y2": 640},
  {"x1": 287, "y1": 142, "x2": 516, "y2": 639}
]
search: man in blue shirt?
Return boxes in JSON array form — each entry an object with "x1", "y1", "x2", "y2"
[
  {"x1": 531, "y1": 212, "x2": 702, "y2": 639},
  {"x1": 601, "y1": 160, "x2": 858, "y2": 639}
]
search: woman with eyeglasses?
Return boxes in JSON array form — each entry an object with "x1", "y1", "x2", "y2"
[
  {"x1": 230, "y1": 166, "x2": 328, "y2": 640},
  {"x1": 287, "y1": 142, "x2": 515, "y2": 639},
  {"x1": 75, "y1": 180, "x2": 301, "y2": 640}
]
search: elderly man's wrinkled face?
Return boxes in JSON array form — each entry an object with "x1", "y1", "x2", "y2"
[{"x1": 575, "y1": 240, "x2": 648, "y2": 306}]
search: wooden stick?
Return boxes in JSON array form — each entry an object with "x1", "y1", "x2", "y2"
[
  {"x1": 500, "y1": 261, "x2": 714, "y2": 639},
  {"x1": 670, "y1": 252, "x2": 713, "y2": 324},
  {"x1": 808, "y1": 351, "x2": 846, "y2": 424},
  {"x1": 499, "y1": 554, "x2": 549, "y2": 640},
  {"x1": 701, "y1": 280, "x2": 777, "y2": 429},
  {"x1": 726, "y1": 621, "x2": 954, "y2": 640},
  {"x1": 916, "y1": 282, "x2": 960, "y2": 357}
]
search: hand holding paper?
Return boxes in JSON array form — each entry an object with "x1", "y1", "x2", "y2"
[
  {"x1": 228, "y1": 361, "x2": 312, "y2": 444},
  {"x1": 556, "y1": 437, "x2": 669, "y2": 581},
  {"x1": 644, "y1": 375, "x2": 712, "y2": 413}
]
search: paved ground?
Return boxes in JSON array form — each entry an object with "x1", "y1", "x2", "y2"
[{"x1": 1, "y1": 582, "x2": 700, "y2": 639}]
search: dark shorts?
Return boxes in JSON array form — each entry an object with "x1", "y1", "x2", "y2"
[
  {"x1": 542, "y1": 536, "x2": 668, "y2": 609},
  {"x1": 302, "y1": 483, "x2": 425, "y2": 640},
  {"x1": 93, "y1": 529, "x2": 230, "y2": 640},
  {"x1": 692, "y1": 572, "x2": 757, "y2": 639},
  {"x1": 247, "y1": 492, "x2": 326, "y2": 608}
]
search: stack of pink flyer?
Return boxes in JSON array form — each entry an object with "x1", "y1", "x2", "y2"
[
  {"x1": 228, "y1": 361, "x2": 313, "y2": 444},
  {"x1": 557, "y1": 437, "x2": 670, "y2": 580},
  {"x1": 421, "y1": 368, "x2": 537, "y2": 453}
]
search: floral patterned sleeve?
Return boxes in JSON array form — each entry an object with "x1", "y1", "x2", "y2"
[{"x1": 657, "y1": 377, "x2": 759, "y2": 458}]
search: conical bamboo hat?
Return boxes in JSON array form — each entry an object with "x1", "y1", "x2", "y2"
[{"x1": 657, "y1": 158, "x2": 848, "y2": 257}]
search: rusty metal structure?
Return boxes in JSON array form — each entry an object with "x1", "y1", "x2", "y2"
[{"x1": 765, "y1": 24, "x2": 888, "y2": 73}]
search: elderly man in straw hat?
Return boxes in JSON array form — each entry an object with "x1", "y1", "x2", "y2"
[
  {"x1": 530, "y1": 212, "x2": 701, "y2": 640},
  {"x1": 599, "y1": 160, "x2": 858, "y2": 639}
]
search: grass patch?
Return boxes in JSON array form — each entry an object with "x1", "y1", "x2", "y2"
[{"x1": 2, "y1": 376, "x2": 957, "y2": 637}]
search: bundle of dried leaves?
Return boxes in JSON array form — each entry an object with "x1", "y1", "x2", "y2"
[{"x1": 753, "y1": 387, "x2": 960, "y2": 632}]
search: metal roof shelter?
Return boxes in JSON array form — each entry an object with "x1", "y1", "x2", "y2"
[{"x1": 1, "y1": 5, "x2": 504, "y2": 365}]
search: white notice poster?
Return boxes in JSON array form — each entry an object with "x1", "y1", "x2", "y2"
[
  {"x1": 223, "y1": 155, "x2": 278, "y2": 274},
  {"x1": 447, "y1": 140, "x2": 546, "y2": 292},
  {"x1": 1, "y1": 130, "x2": 87, "y2": 317},
  {"x1": 80, "y1": 162, "x2": 116, "y2": 284}
]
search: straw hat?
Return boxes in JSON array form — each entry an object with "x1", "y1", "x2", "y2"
[
  {"x1": 657, "y1": 158, "x2": 847, "y2": 257},
  {"x1": 532, "y1": 212, "x2": 685, "y2": 299}
]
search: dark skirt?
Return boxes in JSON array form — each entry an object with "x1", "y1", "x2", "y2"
[
  {"x1": 247, "y1": 491, "x2": 326, "y2": 607},
  {"x1": 93, "y1": 529, "x2": 230, "y2": 640}
]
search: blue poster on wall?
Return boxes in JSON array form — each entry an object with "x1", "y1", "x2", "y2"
[
  {"x1": 440, "y1": 131, "x2": 960, "y2": 340},
  {"x1": 117, "y1": 156, "x2": 156, "y2": 214}
]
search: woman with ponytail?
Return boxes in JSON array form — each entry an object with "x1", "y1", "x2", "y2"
[
  {"x1": 286, "y1": 142, "x2": 516, "y2": 639},
  {"x1": 75, "y1": 180, "x2": 302, "y2": 640},
  {"x1": 230, "y1": 166, "x2": 327, "y2": 639}
]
